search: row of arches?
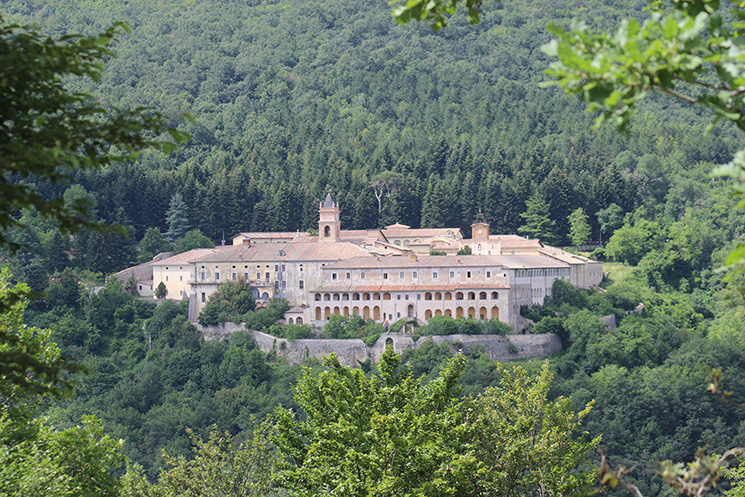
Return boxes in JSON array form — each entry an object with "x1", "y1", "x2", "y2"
[
  {"x1": 313, "y1": 305, "x2": 499, "y2": 322},
  {"x1": 315, "y1": 292, "x2": 391, "y2": 301},
  {"x1": 423, "y1": 291, "x2": 499, "y2": 301},
  {"x1": 423, "y1": 306, "x2": 499, "y2": 320}
]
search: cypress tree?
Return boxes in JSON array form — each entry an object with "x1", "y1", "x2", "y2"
[{"x1": 165, "y1": 193, "x2": 190, "y2": 242}]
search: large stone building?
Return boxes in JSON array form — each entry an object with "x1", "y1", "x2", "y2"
[{"x1": 124, "y1": 194, "x2": 602, "y2": 330}]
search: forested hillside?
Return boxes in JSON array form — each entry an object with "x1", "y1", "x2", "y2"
[
  {"x1": 4, "y1": 0, "x2": 740, "y2": 246},
  {"x1": 5, "y1": 0, "x2": 745, "y2": 494}
]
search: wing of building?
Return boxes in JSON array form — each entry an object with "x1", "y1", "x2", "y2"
[{"x1": 121, "y1": 195, "x2": 602, "y2": 331}]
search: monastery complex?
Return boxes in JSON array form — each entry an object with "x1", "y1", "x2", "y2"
[{"x1": 118, "y1": 194, "x2": 603, "y2": 331}]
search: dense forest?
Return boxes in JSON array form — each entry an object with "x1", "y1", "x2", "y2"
[{"x1": 3, "y1": 0, "x2": 745, "y2": 494}]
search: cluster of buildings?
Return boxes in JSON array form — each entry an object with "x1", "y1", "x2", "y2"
[{"x1": 117, "y1": 194, "x2": 603, "y2": 331}]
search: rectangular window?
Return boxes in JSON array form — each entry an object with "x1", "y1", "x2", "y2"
[
  {"x1": 433, "y1": 272, "x2": 438, "y2": 279},
  {"x1": 299, "y1": 280, "x2": 304, "y2": 289},
  {"x1": 417, "y1": 294, "x2": 421, "y2": 300},
  {"x1": 413, "y1": 271, "x2": 417, "y2": 278},
  {"x1": 332, "y1": 273, "x2": 337, "y2": 280},
  {"x1": 282, "y1": 265, "x2": 286, "y2": 272},
  {"x1": 275, "y1": 265, "x2": 279, "y2": 272},
  {"x1": 397, "y1": 295, "x2": 401, "y2": 300},
  {"x1": 201, "y1": 272, "x2": 205, "y2": 281},
  {"x1": 383, "y1": 273, "x2": 388, "y2": 279},
  {"x1": 467, "y1": 271, "x2": 471, "y2": 278},
  {"x1": 399, "y1": 271, "x2": 404, "y2": 279},
  {"x1": 201, "y1": 293, "x2": 206, "y2": 302},
  {"x1": 215, "y1": 273, "x2": 219, "y2": 282},
  {"x1": 257, "y1": 272, "x2": 261, "y2": 280},
  {"x1": 232, "y1": 273, "x2": 236, "y2": 280},
  {"x1": 405, "y1": 294, "x2": 409, "y2": 300},
  {"x1": 396, "y1": 312, "x2": 400, "y2": 318},
  {"x1": 346, "y1": 272, "x2": 351, "y2": 279},
  {"x1": 281, "y1": 281, "x2": 286, "y2": 288},
  {"x1": 450, "y1": 271, "x2": 454, "y2": 278},
  {"x1": 486, "y1": 271, "x2": 491, "y2": 278},
  {"x1": 361, "y1": 273, "x2": 366, "y2": 279},
  {"x1": 265, "y1": 272, "x2": 270, "y2": 280},
  {"x1": 180, "y1": 275, "x2": 183, "y2": 281},
  {"x1": 165, "y1": 276, "x2": 169, "y2": 281}
]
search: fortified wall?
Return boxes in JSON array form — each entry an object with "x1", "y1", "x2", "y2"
[{"x1": 198, "y1": 323, "x2": 562, "y2": 366}]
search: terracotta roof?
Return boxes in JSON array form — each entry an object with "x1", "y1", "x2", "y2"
[
  {"x1": 312, "y1": 284, "x2": 509, "y2": 292},
  {"x1": 385, "y1": 222, "x2": 411, "y2": 229},
  {"x1": 191, "y1": 241, "x2": 371, "y2": 263},
  {"x1": 232, "y1": 231, "x2": 308, "y2": 240},
  {"x1": 152, "y1": 248, "x2": 225, "y2": 266},
  {"x1": 382, "y1": 227, "x2": 462, "y2": 238},
  {"x1": 324, "y1": 254, "x2": 569, "y2": 270}
]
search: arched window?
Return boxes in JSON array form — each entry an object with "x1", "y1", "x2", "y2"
[{"x1": 324, "y1": 226, "x2": 331, "y2": 237}]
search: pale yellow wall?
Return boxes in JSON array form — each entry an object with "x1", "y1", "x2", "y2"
[{"x1": 152, "y1": 264, "x2": 194, "y2": 300}]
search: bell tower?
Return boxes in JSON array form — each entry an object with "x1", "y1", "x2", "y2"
[
  {"x1": 471, "y1": 211, "x2": 490, "y2": 241},
  {"x1": 319, "y1": 193, "x2": 341, "y2": 242}
]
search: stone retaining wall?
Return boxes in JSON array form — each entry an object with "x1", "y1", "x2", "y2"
[{"x1": 197, "y1": 323, "x2": 562, "y2": 366}]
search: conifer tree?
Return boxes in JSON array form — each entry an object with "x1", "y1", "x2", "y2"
[
  {"x1": 519, "y1": 192, "x2": 559, "y2": 245},
  {"x1": 568, "y1": 208, "x2": 591, "y2": 247},
  {"x1": 165, "y1": 193, "x2": 190, "y2": 242}
]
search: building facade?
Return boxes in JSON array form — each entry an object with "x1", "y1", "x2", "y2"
[{"x1": 134, "y1": 195, "x2": 602, "y2": 330}]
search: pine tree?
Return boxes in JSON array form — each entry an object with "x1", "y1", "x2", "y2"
[
  {"x1": 165, "y1": 193, "x2": 190, "y2": 242},
  {"x1": 519, "y1": 192, "x2": 559, "y2": 245}
]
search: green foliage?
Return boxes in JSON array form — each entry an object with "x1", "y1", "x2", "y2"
[
  {"x1": 243, "y1": 299, "x2": 291, "y2": 331},
  {"x1": 605, "y1": 215, "x2": 664, "y2": 266},
  {"x1": 121, "y1": 424, "x2": 278, "y2": 497},
  {"x1": 165, "y1": 194, "x2": 190, "y2": 243},
  {"x1": 321, "y1": 314, "x2": 383, "y2": 339},
  {"x1": 274, "y1": 347, "x2": 472, "y2": 496},
  {"x1": 0, "y1": 15, "x2": 189, "y2": 252},
  {"x1": 0, "y1": 415, "x2": 124, "y2": 497},
  {"x1": 172, "y1": 229, "x2": 214, "y2": 254},
  {"x1": 457, "y1": 244, "x2": 472, "y2": 255},
  {"x1": 519, "y1": 192, "x2": 559, "y2": 245},
  {"x1": 429, "y1": 250, "x2": 447, "y2": 256},
  {"x1": 154, "y1": 281, "x2": 167, "y2": 299},
  {"x1": 138, "y1": 228, "x2": 173, "y2": 263},
  {"x1": 568, "y1": 207, "x2": 591, "y2": 246},
  {"x1": 274, "y1": 348, "x2": 597, "y2": 496}
]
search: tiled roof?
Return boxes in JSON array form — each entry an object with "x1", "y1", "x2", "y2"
[
  {"x1": 191, "y1": 241, "x2": 371, "y2": 263},
  {"x1": 324, "y1": 254, "x2": 569, "y2": 270},
  {"x1": 152, "y1": 248, "x2": 225, "y2": 266},
  {"x1": 232, "y1": 231, "x2": 308, "y2": 239},
  {"x1": 382, "y1": 227, "x2": 462, "y2": 238}
]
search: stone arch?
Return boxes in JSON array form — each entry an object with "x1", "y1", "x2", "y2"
[
  {"x1": 324, "y1": 225, "x2": 331, "y2": 237},
  {"x1": 296, "y1": 317, "x2": 303, "y2": 325},
  {"x1": 468, "y1": 291, "x2": 476, "y2": 300},
  {"x1": 373, "y1": 293, "x2": 381, "y2": 300},
  {"x1": 456, "y1": 306, "x2": 464, "y2": 318},
  {"x1": 491, "y1": 306, "x2": 499, "y2": 319},
  {"x1": 363, "y1": 306, "x2": 370, "y2": 319},
  {"x1": 262, "y1": 292, "x2": 269, "y2": 299},
  {"x1": 444, "y1": 292, "x2": 452, "y2": 300},
  {"x1": 333, "y1": 293, "x2": 340, "y2": 301},
  {"x1": 315, "y1": 307, "x2": 322, "y2": 320},
  {"x1": 385, "y1": 337, "x2": 393, "y2": 347},
  {"x1": 479, "y1": 306, "x2": 487, "y2": 320},
  {"x1": 288, "y1": 318, "x2": 294, "y2": 324},
  {"x1": 477, "y1": 243, "x2": 482, "y2": 251},
  {"x1": 407, "y1": 304, "x2": 414, "y2": 318},
  {"x1": 373, "y1": 306, "x2": 381, "y2": 320},
  {"x1": 425, "y1": 309, "x2": 433, "y2": 320},
  {"x1": 343, "y1": 306, "x2": 349, "y2": 317},
  {"x1": 333, "y1": 306, "x2": 340, "y2": 316},
  {"x1": 468, "y1": 307, "x2": 476, "y2": 319},
  {"x1": 324, "y1": 293, "x2": 331, "y2": 301},
  {"x1": 444, "y1": 309, "x2": 451, "y2": 317},
  {"x1": 479, "y1": 291, "x2": 487, "y2": 300},
  {"x1": 342, "y1": 293, "x2": 349, "y2": 300},
  {"x1": 363, "y1": 293, "x2": 371, "y2": 301},
  {"x1": 353, "y1": 293, "x2": 360, "y2": 301},
  {"x1": 324, "y1": 307, "x2": 331, "y2": 319}
]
